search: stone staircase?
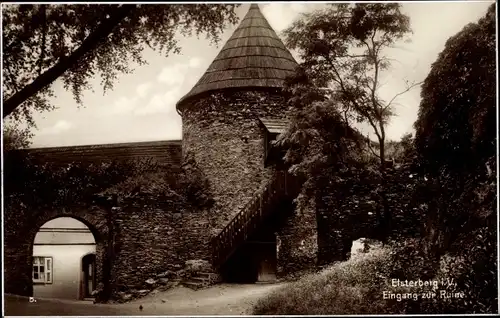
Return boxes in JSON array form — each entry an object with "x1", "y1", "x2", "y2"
[{"x1": 182, "y1": 272, "x2": 219, "y2": 290}]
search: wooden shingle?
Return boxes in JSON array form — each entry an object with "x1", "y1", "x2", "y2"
[{"x1": 177, "y1": 4, "x2": 299, "y2": 109}]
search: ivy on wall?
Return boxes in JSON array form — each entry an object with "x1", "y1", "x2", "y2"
[{"x1": 3, "y1": 149, "x2": 215, "y2": 212}]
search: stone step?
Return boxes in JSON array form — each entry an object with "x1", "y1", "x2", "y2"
[
  {"x1": 197, "y1": 272, "x2": 216, "y2": 279},
  {"x1": 182, "y1": 281, "x2": 205, "y2": 290},
  {"x1": 190, "y1": 276, "x2": 209, "y2": 283}
]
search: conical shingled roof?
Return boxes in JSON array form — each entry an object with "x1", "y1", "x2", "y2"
[{"x1": 177, "y1": 4, "x2": 299, "y2": 108}]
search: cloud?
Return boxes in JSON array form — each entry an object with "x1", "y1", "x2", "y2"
[
  {"x1": 262, "y1": 3, "x2": 321, "y2": 32},
  {"x1": 156, "y1": 57, "x2": 204, "y2": 86},
  {"x1": 38, "y1": 120, "x2": 74, "y2": 135},
  {"x1": 189, "y1": 57, "x2": 203, "y2": 68},
  {"x1": 262, "y1": 4, "x2": 295, "y2": 32},
  {"x1": 103, "y1": 96, "x2": 139, "y2": 116},
  {"x1": 101, "y1": 57, "x2": 204, "y2": 117},
  {"x1": 157, "y1": 65, "x2": 187, "y2": 86},
  {"x1": 134, "y1": 88, "x2": 183, "y2": 116},
  {"x1": 136, "y1": 82, "x2": 152, "y2": 98}
]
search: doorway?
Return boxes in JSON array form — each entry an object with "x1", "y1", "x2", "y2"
[
  {"x1": 81, "y1": 253, "x2": 96, "y2": 299},
  {"x1": 257, "y1": 242, "x2": 277, "y2": 282}
]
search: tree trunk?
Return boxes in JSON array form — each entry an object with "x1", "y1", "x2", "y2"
[
  {"x1": 2, "y1": 4, "x2": 136, "y2": 118},
  {"x1": 378, "y1": 138, "x2": 392, "y2": 243}
]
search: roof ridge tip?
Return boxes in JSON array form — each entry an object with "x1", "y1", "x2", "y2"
[{"x1": 176, "y1": 1, "x2": 301, "y2": 107}]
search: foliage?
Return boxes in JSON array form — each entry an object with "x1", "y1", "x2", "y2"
[
  {"x1": 100, "y1": 155, "x2": 214, "y2": 209},
  {"x1": 254, "y1": 233, "x2": 496, "y2": 314},
  {"x1": 386, "y1": 238, "x2": 439, "y2": 282},
  {"x1": 2, "y1": 124, "x2": 33, "y2": 151},
  {"x1": 397, "y1": 4, "x2": 498, "y2": 314},
  {"x1": 279, "y1": 78, "x2": 422, "y2": 240},
  {"x1": 99, "y1": 161, "x2": 181, "y2": 199},
  {"x1": 276, "y1": 88, "x2": 371, "y2": 213},
  {"x1": 2, "y1": 4, "x2": 240, "y2": 124},
  {"x1": 278, "y1": 63, "x2": 373, "y2": 215},
  {"x1": 177, "y1": 152, "x2": 215, "y2": 209},
  {"x1": 385, "y1": 133, "x2": 415, "y2": 163},
  {"x1": 412, "y1": 2, "x2": 496, "y2": 257},
  {"x1": 4, "y1": 148, "x2": 214, "y2": 214},
  {"x1": 283, "y1": 3, "x2": 419, "y2": 167},
  {"x1": 104, "y1": 151, "x2": 216, "y2": 209},
  {"x1": 412, "y1": 172, "x2": 497, "y2": 310},
  {"x1": 414, "y1": 3, "x2": 495, "y2": 175},
  {"x1": 424, "y1": 226, "x2": 497, "y2": 314},
  {"x1": 382, "y1": 227, "x2": 497, "y2": 314},
  {"x1": 3, "y1": 152, "x2": 140, "y2": 209},
  {"x1": 4, "y1": 142, "x2": 214, "y2": 226}
]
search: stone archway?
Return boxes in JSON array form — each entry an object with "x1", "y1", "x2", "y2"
[
  {"x1": 4, "y1": 204, "x2": 109, "y2": 299},
  {"x1": 32, "y1": 217, "x2": 99, "y2": 300}
]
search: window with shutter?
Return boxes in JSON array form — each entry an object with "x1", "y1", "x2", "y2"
[{"x1": 32, "y1": 256, "x2": 53, "y2": 284}]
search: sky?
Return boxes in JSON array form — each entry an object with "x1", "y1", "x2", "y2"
[{"x1": 12, "y1": 1, "x2": 494, "y2": 148}]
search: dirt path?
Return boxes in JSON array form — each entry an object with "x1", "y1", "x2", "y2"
[
  {"x1": 128, "y1": 283, "x2": 285, "y2": 315},
  {"x1": 4, "y1": 283, "x2": 285, "y2": 316}
]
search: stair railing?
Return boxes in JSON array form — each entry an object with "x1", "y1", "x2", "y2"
[{"x1": 211, "y1": 170, "x2": 300, "y2": 269}]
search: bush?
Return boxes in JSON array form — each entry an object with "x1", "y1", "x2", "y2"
[
  {"x1": 3, "y1": 152, "x2": 138, "y2": 209},
  {"x1": 177, "y1": 152, "x2": 215, "y2": 209},
  {"x1": 418, "y1": 226, "x2": 498, "y2": 314},
  {"x1": 387, "y1": 238, "x2": 439, "y2": 281},
  {"x1": 384, "y1": 230, "x2": 497, "y2": 314}
]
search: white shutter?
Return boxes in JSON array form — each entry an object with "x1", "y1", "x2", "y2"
[{"x1": 45, "y1": 257, "x2": 53, "y2": 284}]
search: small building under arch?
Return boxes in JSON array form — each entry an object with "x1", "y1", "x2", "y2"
[{"x1": 33, "y1": 217, "x2": 97, "y2": 300}]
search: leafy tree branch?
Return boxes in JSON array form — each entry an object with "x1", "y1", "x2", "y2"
[
  {"x1": 2, "y1": 4, "x2": 240, "y2": 124},
  {"x1": 3, "y1": 4, "x2": 137, "y2": 119}
]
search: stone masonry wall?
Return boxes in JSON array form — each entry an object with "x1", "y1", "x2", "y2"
[
  {"x1": 181, "y1": 89, "x2": 319, "y2": 278},
  {"x1": 315, "y1": 176, "x2": 380, "y2": 265},
  {"x1": 110, "y1": 195, "x2": 212, "y2": 296},
  {"x1": 276, "y1": 200, "x2": 318, "y2": 278},
  {"x1": 315, "y1": 165, "x2": 417, "y2": 266},
  {"x1": 180, "y1": 89, "x2": 291, "y2": 233},
  {"x1": 4, "y1": 87, "x2": 326, "y2": 299}
]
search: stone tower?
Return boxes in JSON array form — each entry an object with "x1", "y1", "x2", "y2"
[{"x1": 176, "y1": 4, "x2": 299, "y2": 232}]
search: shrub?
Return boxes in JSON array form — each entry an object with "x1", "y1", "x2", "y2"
[
  {"x1": 387, "y1": 238, "x2": 439, "y2": 281},
  {"x1": 177, "y1": 152, "x2": 215, "y2": 209},
  {"x1": 418, "y1": 226, "x2": 498, "y2": 314},
  {"x1": 384, "y1": 229, "x2": 497, "y2": 315}
]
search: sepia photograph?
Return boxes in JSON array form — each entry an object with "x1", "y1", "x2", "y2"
[{"x1": 1, "y1": 1, "x2": 498, "y2": 316}]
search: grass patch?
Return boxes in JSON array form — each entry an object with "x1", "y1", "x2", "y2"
[{"x1": 253, "y1": 246, "x2": 402, "y2": 315}]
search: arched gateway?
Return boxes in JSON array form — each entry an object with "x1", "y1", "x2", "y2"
[
  {"x1": 32, "y1": 217, "x2": 98, "y2": 300},
  {"x1": 4, "y1": 205, "x2": 109, "y2": 299}
]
